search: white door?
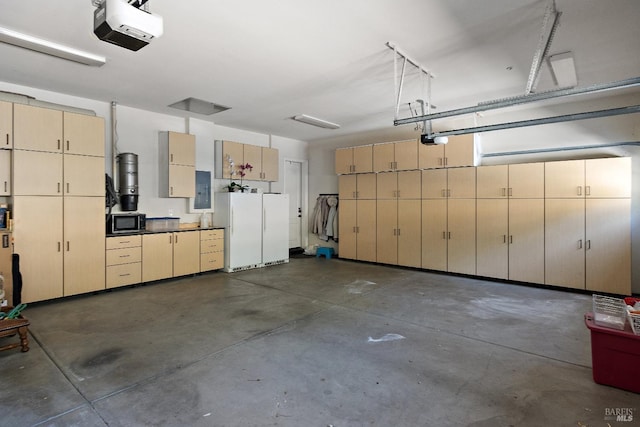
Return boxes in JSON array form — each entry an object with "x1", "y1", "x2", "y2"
[{"x1": 284, "y1": 160, "x2": 302, "y2": 248}]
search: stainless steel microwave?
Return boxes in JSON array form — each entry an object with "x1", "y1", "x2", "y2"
[{"x1": 107, "y1": 213, "x2": 146, "y2": 234}]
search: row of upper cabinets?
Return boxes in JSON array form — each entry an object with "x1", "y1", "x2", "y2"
[
  {"x1": 215, "y1": 140, "x2": 279, "y2": 182},
  {"x1": 0, "y1": 101, "x2": 105, "y2": 157},
  {"x1": 335, "y1": 134, "x2": 477, "y2": 174},
  {"x1": 339, "y1": 157, "x2": 631, "y2": 200}
]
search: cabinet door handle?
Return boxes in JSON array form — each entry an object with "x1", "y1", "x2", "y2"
[
  {"x1": 170, "y1": 153, "x2": 174, "y2": 163},
  {"x1": 175, "y1": 234, "x2": 178, "y2": 243},
  {"x1": 397, "y1": 228, "x2": 401, "y2": 236},
  {"x1": 57, "y1": 242, "x2": 61, "y2": 252},
  {"x1": 5, "y1": 134, "x2": 8, "y2": 146},
  {"x1": 119, "y1": 254, "x2": 130, "y2": 258},
  {"x1": 57, "y1": 182, "x2": 61, "y2": 193},
  {"x1": 577, "y1": 186, "x2": 582, "y2": 196},
  {"x1": 397, "y1": 190, "x2": 401, "y2": 198},
  {"x1": 444, "y1": 157, "x2": 448, "y2": 166},
  {"x1": 578, "y1": 239, "x2": 583, "y2": 249},
  {"x1": 447, "y1": 189, "x2": 451, "y2": 197},
  {"x1": 441, "y1": 189, "x2": 446, "y2": 198},
  {"x1": 119, "y1": 273, "x2": 131, "y2": 277},
  {"x1": 508, "y1": 188, "x2": 513, "y2": 197},
  {"x1": 585, "y1": 186, "x2": 591, "y2": 196},
  {"x1": 66, "y1": 183, "x2": 70, "y2": 194},
  {"x1": 170, "y1": 186, "x2": 174, "y2": 196},
  {"x1": 501, "y1": 188, "x2": 506, "y2": 197},
  {"x1": 442, "y1": 231, "x2": 446, "y2": 240},
  {"x1": 393, "y1": 229, "x2": 397, "y2": 236},
  {"x1": 66, "y1": 140, "x2": 70, "y2": 151},
  {"x1": 503, "y1": 235, "x2": 506, "y2": 243},
  {"x1": 66, "y1": 241, "x2": 70, "y2": 251},
  {"x1": 356, "y1": 191, "x2": 359, "y2": 198},
  {"x1": 353, "y1": 226, "x2": 356, "y2": 233},
  {"x1": 448, "y1": 232, "x2": 451, "y2": 240},
  {"x1": 57, "y1": 139, "x2": 61, "y2": 150},
  {"x1": 3, "y1": 181, "x2": 6, "y2": 192},
  {"x1": 586, "y1": 240, "x2": 591, "y2": 250},
  {"x1": 509, "y1": 235, "x2": 513, "y2": 244},
  {"x1": 438, "y1": 158, "x2": 443, "y2": 166}
]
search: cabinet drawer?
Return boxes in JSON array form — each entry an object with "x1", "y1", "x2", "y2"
[
  {"x1": 106, "y1": 263, "x2": 141, "y2": 288},
  {"x1": 200, "y1": 229, "x2": 224, "y2": 240},
  {"x1": 106, "y1": 246, "x2": 142, "y2": 266},
  {"x1": 200, "y1": 252, "x2": 224, "y2": 271},
  {"x1": 106, "y1": 235, "x2": 142, "y2": 249},
  {"x1": 200, "y1": 240, "x2": 223, "y2": 253}
]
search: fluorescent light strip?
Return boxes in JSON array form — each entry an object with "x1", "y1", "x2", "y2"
[
  {"x1": 293, "y1": 114, "x2": 340, "y2": 129},
  {"x1": 0, "y1": 26, "x2": 106, "y2": 67}
]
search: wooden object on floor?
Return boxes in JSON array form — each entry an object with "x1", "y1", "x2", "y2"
[{"x1": 0, "y1": 306, "x2": 30, "y2": 352}]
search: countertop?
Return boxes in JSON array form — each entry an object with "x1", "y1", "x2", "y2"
[{"x1": 106, "y1": 227, "x2": 224, "y2": 238}]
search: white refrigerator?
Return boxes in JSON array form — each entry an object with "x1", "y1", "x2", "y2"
[
  {"x1": 214, "y1": 193, "x2": 263, "y2": 272},
  {"x1": 262, "y1": 193, "x2": 289, "y2": 265},
  {"x1": 214, "y1": 193, "x2": 290, "y2": 272}
]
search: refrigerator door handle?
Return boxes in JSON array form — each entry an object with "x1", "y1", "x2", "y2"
[
  {"x1": 231, "y1": 207, "x2": 234, "y2": 235},
  {"x1": 263, "y1": 209, "x2": 267, "y2": 231}
]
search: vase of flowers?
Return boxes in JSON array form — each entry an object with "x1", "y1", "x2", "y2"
[{"x1": 226, "y1": 162, "x2": 253, "y2": 192}]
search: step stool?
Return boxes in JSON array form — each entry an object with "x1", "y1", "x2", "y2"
[{"x1": 316, "y1": 247, "x2": 334, "y2": 259}]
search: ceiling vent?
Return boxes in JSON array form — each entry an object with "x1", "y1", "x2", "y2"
[{"x1": 168, "y1": 97, "x2": 231, "y2": 115}]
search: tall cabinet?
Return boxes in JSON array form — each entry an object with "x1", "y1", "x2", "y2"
[
  {"x1": 12, "y1": 104, "x2": 105, "y2": 302},
  {"x1": 338, "y1": 174, "x2": 376, "y2": 262}
]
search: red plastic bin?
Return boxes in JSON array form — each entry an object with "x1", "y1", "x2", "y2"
[{"x1": 584, "y1": 312, "x2": 640, "y2": 393}]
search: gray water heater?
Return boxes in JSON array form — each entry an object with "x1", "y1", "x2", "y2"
[{"x1": 117, "y1": 152, "x2": 139, "y2": 211}]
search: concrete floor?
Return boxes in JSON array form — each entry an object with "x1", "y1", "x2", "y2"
[{"x1": 0, "y1": 257, "x2": 637, "y2": 426}]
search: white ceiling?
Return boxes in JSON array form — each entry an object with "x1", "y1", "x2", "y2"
[{"x1": 0, "y1": 0, "x2": 639, "y2": 142}]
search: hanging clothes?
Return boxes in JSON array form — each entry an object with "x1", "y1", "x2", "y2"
[{"x1": 310, "y1": 195, "x2": 339, "y2": 242}]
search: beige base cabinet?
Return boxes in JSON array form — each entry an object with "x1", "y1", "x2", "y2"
[
  {"x1": 0, "y1": 149, "x2": 10, "y2": 195},
  {"x1": 0, "y1": 101, "x2": 12, "y2": 148},
  {"x1": 173, "y1": 231, "x2": 200, "y2": 276},
  {"x1": 200, "y1": 229, "x2": 224, "y2": 272},
  {"x1": 338, "y1": 199, "x2": 376, "y2": 262},
  {"x1": 142, "y1": 233, "x2": 174, "y2": 282},
  {"x1": 142, "y1": 231, "x2": 200, "y2": 282},
  {"x1": 106, "y1": 235, "x2": 142, "y2": 288}
]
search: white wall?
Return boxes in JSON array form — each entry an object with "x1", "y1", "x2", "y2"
[{"x1": 0, "y1": 80, "x2": 309, "y2": 230}]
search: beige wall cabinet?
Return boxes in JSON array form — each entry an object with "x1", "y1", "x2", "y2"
[
  {"x1": 339, "y1": 173, "x2": 376, "y2": 200},
  {"x1": 216, "y1": 140, "x2": 279, "y2": 182},
  {"x1": 0, "y1": 101, "x2": 12, "y2": 148},
  {"x1": 200, "y1": 229, "x2": 224, "y2": 272},
  {"x1": 545, "y1": 158, "x2": 630, "y2": 198},
  {"x1": 63, "y1": 196, "x2": 106, "y2": 296},
  {"x1": 418, "y1": 134, "x2": 476, "y2": 169},
  {"x1": 13, "y1": 104, "x2": 63, "y2": 152},
  {"x1": 243, "y1": 145, "x2": 279, "y2": 181},
  {"x1": 63, "y1": 112, "x2": 105, "y2": 157},
  {"x1": 0, "y1": 149, "x2": 10, "y2": 195},
  {"x1": 160, "y1": 131, "x2": 196, "y2": 198},
  {"x1": 12, "y1": 196, "x2": 64, "y2": 302},
  {"x1": 373, "y1": 140, "x2": 418, "y2": 172},
  {"x1": 338, "y1": 199, "x2": 376, "y2": 262},
  {"x1": 219, "y1": 140, "x2": 244, "y2": 179},
  {"x1": 106, "y1": 235, "x2": 142, "y2": 288},
  {"x1": 335, "y1": 145, "x2": 373, "y2": 174}
]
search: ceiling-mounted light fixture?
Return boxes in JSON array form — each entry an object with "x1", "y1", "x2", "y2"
[
  {"x1": 0, "y1": 25, "x2": 106, "y2": 66},
  {"x1": 292, "y1": 114, "x2": 340, "y2": 130},
  {"x1": 548, "y1": 51, "x2": 578, "y2": 88}
]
